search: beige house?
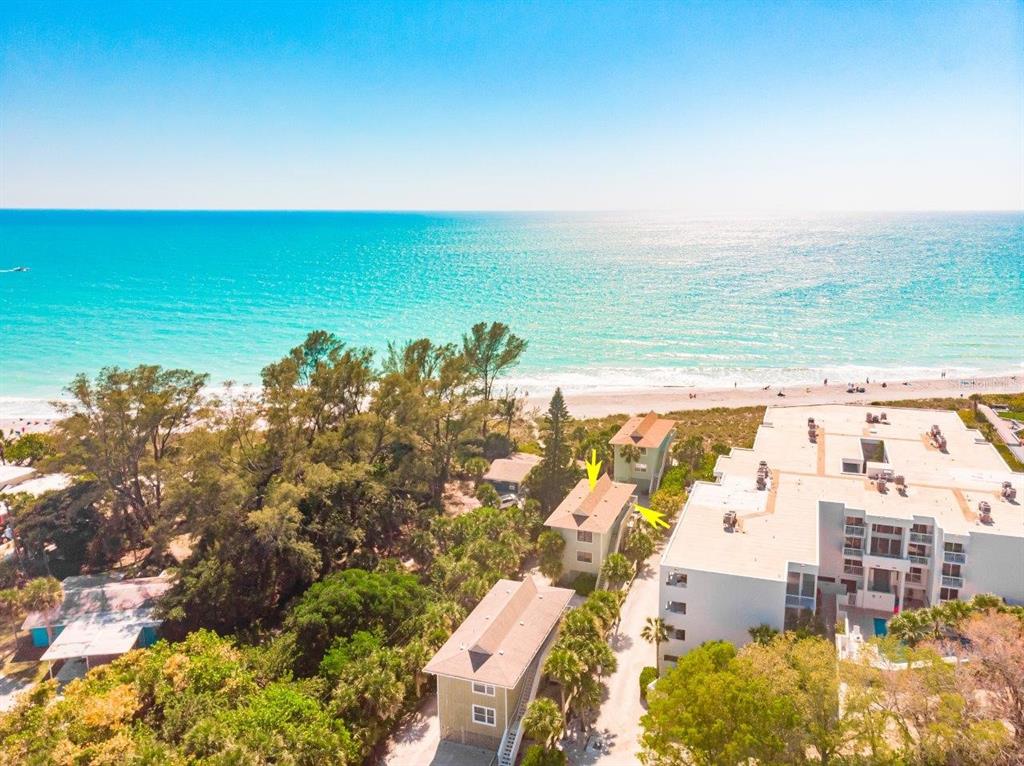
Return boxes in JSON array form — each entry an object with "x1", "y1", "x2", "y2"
[
  {"x1": 610, "y1": 411, "x2": 676, "y2": 493},
  {"x1": 544, "y1": 475, "x2": 637, "y2": 580},
  {"x1": 482, "y1": 453, "x2": 541, "y2": 497},
  {"x1": 424, "y1": 577, "x2": 573, "y2": 762}
]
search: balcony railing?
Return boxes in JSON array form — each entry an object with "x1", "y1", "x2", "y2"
[
  {"x1": 909, "y1": 532, "x2": 933, "y2": 544},
  {"x1": 843, "y1": 564, "x2": 864, "y2": 576},
  {"x1": 868, "y1": 548, "x2": 904, "y2": 559},
  {"x1": 785, "y1": 594, "x2": 815, "y2": 610},
  {"x1": 943, "y1": 551, "x2": 966, "y2": 564},
  {"x1": 905, "y1": 573, "x2": 924, "y2": 584},
  {"x1": 908, "y1": 554, "x2": 930, "y2": 565},
  {"x1": 942, "y1": 575, "x2": 964, "y2": 588},
  {"x1": 844, "y1": 524, "x2": 866, "y2": 537},
  {"x1": 843, "y1": 546, "x2": 863, "y2": 557}
]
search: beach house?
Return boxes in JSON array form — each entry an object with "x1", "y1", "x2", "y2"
[
  {"x1": 609, "y1": 412, "x2": 676, "y2": 493},
  {"x1": 21, "y1": 573, "x2": 172, "y2": 673},
  {"x1": 482, "y1": 453, "x2": 541, "y2": 498},
  {"x1": 424, "y1": 577, "x2": 573, "y2": 763},
  {"x1": 657, "y1": 404, "x2": 1024, "y2": 669},
  {"x1": 544, "y1": 475, "x2": 637, "y2": 581}
]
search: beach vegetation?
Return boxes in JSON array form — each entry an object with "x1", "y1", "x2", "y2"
[
  {"x1": 462, "y1": 321, "x2": 527, "y2": 436},
  {"x1": 1, "y1": 432, "x2": 55, "y2": 466},
  {"x1": 537, "y1": 529, "x2": 566, "y2": 581}
]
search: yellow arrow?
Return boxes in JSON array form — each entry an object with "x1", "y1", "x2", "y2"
[
  {"x1": 585, "y1": 449, "x2": 602, "y2": 490},
  {"x1": 636, "y1": 504, "x2": 670, "y2": 529}
]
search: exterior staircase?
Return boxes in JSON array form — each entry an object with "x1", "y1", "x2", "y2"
[{"x1": 495, "y1": 629, "x2": 558, "y2": 766}]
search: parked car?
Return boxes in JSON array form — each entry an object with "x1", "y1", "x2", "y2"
[{"x1": 498, "y1": 493, "x2": 519, "y2": 509}]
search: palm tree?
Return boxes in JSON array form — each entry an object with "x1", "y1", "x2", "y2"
[
  {"x1": 522, "y1": 697, "x2": 564, "y2": 749},
  {"x1": 463, "y1": 456, "x2": 490, "y2": 483},
  {"x1": 747, "y1": 623, "x2": 779, "y2": 645},
  {"x1": 543, "y1": 647, "x2": 586, "y2": 713},
  {"x1": 0, "y1": 588, "x2": 24, "y2": 659},
  {"x1": 600, "y1": 553, "x2": 634, "y2": 590},
  {"x1": 641, "y1": 617, "x2": 669, "y2": 667},
  {"x1": 620, "y1": 444, "x2": 642, "y2": 464},
  {"x1": 21, "y1": 577, "x2": 62, "y2": 644}
]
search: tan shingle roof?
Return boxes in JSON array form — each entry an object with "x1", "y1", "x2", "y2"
[
  {"x1": 544, "y1": 475, "x2": 637, "y2": 534},
  {"x1": 483, "y1": 453, "x2": 541, "y2": 484},
  {"x1": 424, "y1": 578, "x2": 573, "y2": 688},
  {"x1": 609, "y1": 412, "x2": 676, "y2": 448}
]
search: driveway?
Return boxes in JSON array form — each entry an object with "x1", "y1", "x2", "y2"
[
  {"x1": 566, "y1": 546, "x2": 662, "y2": 764},
  {"x1": 376, "y1": 694, "x2": 494, "y2": 766}
]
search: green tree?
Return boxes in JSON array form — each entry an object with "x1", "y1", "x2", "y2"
[
  {"x1": 528, "y1": 389, "x2": 578, "y2": 511},
  {"x1": 475, "y1": 482, "x2": 500, "y2": 508},
  {"x1": 521, "y1": 744, "x2": 567, "y2": 766},
  {"x1": 624, "y1": 526, "x2": 656, "y2": 563},
  {"x1": 285, "y1": 568, "x2": 428, "y2": 674},
  {"x1": 536, "y1": 530, "x2": 565, "y2": 581},
  {"x1": 11, "y1": 481, "x2": 105, "y2": 578},
  {"x1": 462, "y1": 322, "x2": 527, "y2": 435},
  {"x1": 543, "y1": 646, "x2": 586, "y2": 713},
  {"x1": 640, "y1": 641, "x2": 800, "y2": 766},
  {"x1": 0, "y1": 588, "x2": 24, "y2": 658},
  {"x1": 641, "y1": 617, "x2": 669, "y2": 668},
  {"x1": 20, "y1": 577, "x2": 62, "y2": 645},
  {"x1": 747, "y1": 623, "x2": 779, "y2": 645},
  {"x1": 55, "y1": 364, "x2": 209, "y2": 554},
  {"x1": 620, "y1": 444, "x2": 642, "y2": 464},
  {"x1": 600, "y1": 552, "x2": 633, "y2": 589},
  {"x1": 522, "y1": 696, "x2": 564, "y2": 749},
  {"x1": 463, "y1": 456, "x2": 489, "y2": 482},
  {"x1": 4, "y1": 433, "x2": 55, "y2": 465}
]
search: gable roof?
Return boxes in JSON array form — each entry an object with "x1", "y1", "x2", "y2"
[
  {"x1": 424, "y1": 578, "x2": 573, "y2": 688},
  {"x1": 544, "y1": 475, "x2": 637, "y2": 534},
  {"x1": 609, "y1": 412, "x2": 676, "y2": 449},
  {"x1": 483, "y1": 453, "x2": 541, "y2": 484}
]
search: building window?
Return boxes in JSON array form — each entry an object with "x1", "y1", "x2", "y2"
[
  {"x1": 576, "y1": 530, "x2": 593, "y2": 543},
  {"x1": 844, "y1": 537, "x2": 863, "y2": 551},
  {"x1": 869, "y1": 536, "x2": 902, "y2": 557},
  {"x1": 841, "y1": 459, "x2": 862, "y2": 474},
  {"x1": 667, "y1": 601, "x2": 686, "y2": 614},
  {"x1": 472, "y1": 705, "x2": 496, "y2": 726},
  {"x1": 673, "y1": 628, "x2": 686, "y2": 640},
  {"x1": 845, "y1": 515, "x2": 865, "y2": 527},
  {"x1": 944, "y1": 541, "x2": 964, "y2": 553},
  {"x1": 666, "y1": 571, "x2": 688, "y2": 587},
  {"x1": 638, "y1": 447, "x2": 647, "y2": 455},
  {"x1": 633, "y1": 463, "x2": 648, "y2": 473},
  {"x1": 576, "y1": 551, "x2": 593, "y2": 564},
  {"x1": 939, "y1": 587, "x2": 959, "y2": 602},
  {"x1": 871, "y1": 524, "x2": 902, "y2": 537},
  {"x1": 663, "y1": 654, "x2": 679, "y2": 663},
  {"x1": 471, "y1": 682, "x2": 495, "y2": 696}
]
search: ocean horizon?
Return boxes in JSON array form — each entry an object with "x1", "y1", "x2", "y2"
[{"x1": 1, "y1": 209, "x2": 1022, "y2": 418}]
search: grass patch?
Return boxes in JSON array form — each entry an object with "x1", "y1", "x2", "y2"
[{"x1": 576, "y1": 406, "x2": 765, "y2": 453}]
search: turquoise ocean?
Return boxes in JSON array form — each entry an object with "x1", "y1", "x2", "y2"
[{"x1": 1, "y1": 211, "x2": 1022, "y2": 417}]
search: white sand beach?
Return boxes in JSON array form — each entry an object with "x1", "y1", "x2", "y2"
[{"x1": 526, "y1": 374, "x2": 1022, "y2": 418}]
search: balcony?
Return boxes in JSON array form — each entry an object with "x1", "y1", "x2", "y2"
[
  {"x1": 785, "y1": 594, "x2": 815, "y2": 611},
  {"x1": 843, "y1": 546, "x2": 863, "y2": 557},
  {"x1": 943, "y1": 551, "x2": 966, "y2": 564},
  {"x1": 942, "y1": 575, "x2": 964, "y2": 588},
  {"x1": 908, "y1": 554, "x2": 930, "y2": 565},
  {"x1": 868, "y1": 548, "x2": 904, "y2": 559},
  {"x1": 843, "y1": 564, "x2": 864, "y2": 576},
  {"x1": 906, "y1": 572, "x2": 924, "y2": 584},
  {"x1": 909, "y1": 531, "x2": 933, "y2": 544},
  {"x1": 844, "y1": 524, "x2": 866, "y2": 537}
]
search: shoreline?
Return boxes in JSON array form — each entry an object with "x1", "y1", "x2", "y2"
[
  {"x1": 3, "y1": 375, "x2": 1019, "y2": 435},
  {"x1": 524, "y1": 374, "x2": 1022, "y2": 419}
]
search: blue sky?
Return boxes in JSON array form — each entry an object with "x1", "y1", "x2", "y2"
[{"x1": 1, "y1": 0, "x2": 1021, "y2": 211}]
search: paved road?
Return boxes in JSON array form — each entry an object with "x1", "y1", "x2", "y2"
[{"x1": 567, "y1": 546, "x2": 663, "y2": 765}]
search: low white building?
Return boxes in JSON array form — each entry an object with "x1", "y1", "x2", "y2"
[{"x1": 658, "y1": 404, "x2": 1024, "y2": 668}]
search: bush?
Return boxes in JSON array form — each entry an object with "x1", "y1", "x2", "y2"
[
  {"x1": 571, "y1": 573, "x2": 596, "y2": 596},
  {"x1": 475, "y1": 483, "x2": 500, "y2": 507},
  {"x1": 521, "y1": 745, "x2": 567, "y2": 766},
  {"x1": 640, "y1": 665, "x2": 659, "y2": 700},
  {"x1": 482, "y1": 432, "x2": 514, "y2": 460}
]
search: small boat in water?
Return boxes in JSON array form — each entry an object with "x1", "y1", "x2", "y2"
[{"x1": 1, "y1": 266, "x2": 30, "y2": 272}]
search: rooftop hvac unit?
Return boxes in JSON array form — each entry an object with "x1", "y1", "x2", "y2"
[{"x1": 978, "y1": 500, "x2": 993, "y2": 525}]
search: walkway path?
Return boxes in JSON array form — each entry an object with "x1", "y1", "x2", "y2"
[
  {"x1": 978, "y1": 404, "x2": 1024, "y2": 463},
  {"x1": 566, "y1": 545, "x2": 663, "y2": 764}
]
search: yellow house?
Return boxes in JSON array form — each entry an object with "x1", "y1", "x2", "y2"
[
  {"x1": 544, "y1": 474, "x2": 638, "y2": 580},
  {"x1": 610, "y1": 411, "x2": 676, "y2": 493},
  {"x1": 424, "y1": 577, "x2": 573, "y2": 761}
]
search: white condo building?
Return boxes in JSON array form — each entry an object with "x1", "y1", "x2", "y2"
[{"x1": 658, "y1": 404, "x2": 1024, "y2": 667}]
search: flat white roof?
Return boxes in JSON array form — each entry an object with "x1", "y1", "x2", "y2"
[
  {"x1": 662, "y1": 404, "x2": 1024, "y2": 581},
  {"x1": 40, "y1": 609, "x2": 157, "y2": 661},
  {"x1": 0, "y1": 465, "x2": 35, "y2": 491}
]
